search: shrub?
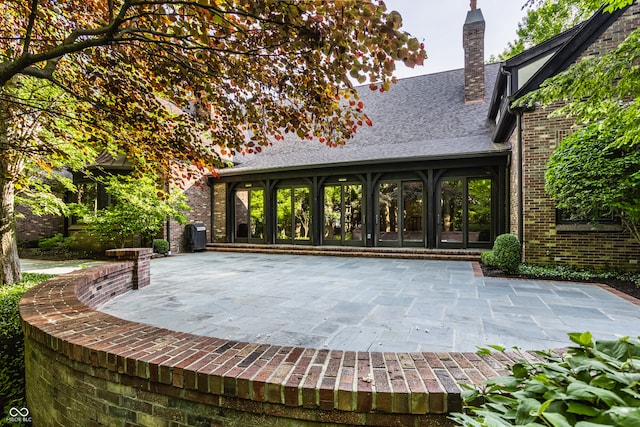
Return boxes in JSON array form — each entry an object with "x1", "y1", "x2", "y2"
[
  {"x1": 37, "y1": 233, "x2": 73, "y2": 251},
  {"x1": 1, "y1": 273, "x2": 55, "y2": 415},
  {"x1": 480, "y1": 250, "x2": 496, "y2": 267},
  {"x1": 451, "y1": 332, "x2": 640, "y2": 427},
  {"x1": 492, "y1": 233, "x2": 521, "y2": 273},
  {"x1": 153, "y1": 239, "x2": 170, "y2": 255}
]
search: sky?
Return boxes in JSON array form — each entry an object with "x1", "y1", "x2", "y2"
[{"x1": 384, "y1": 1, "x2": 528, "y2": 78}]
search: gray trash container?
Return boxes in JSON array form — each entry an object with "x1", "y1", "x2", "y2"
[{"x1": 184, "y1": 223, "x2": 207, "y2": 252}]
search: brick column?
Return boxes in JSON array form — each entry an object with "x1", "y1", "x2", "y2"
[{"x1": 105, "y1": 248, "x2": 152, "y2": 289}]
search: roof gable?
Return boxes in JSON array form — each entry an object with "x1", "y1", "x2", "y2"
[{"x1": 489, "y1": 4, "x2": 630, "y2": 143}]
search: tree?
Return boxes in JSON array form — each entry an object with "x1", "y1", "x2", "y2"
[
  {"x1": 0, "y1": 1, "x2": 426, "y2": 285},
  {"x1": 75, "y1": 174, "x2": 191, "y2": 248},
  {"x1": 497, "y1": 0, "x2": 599, "y2": 60}
]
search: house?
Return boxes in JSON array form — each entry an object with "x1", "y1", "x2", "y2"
[
  {"x1": 17, "y1": 3, "x2": 640, "y2": 269},
  {"x1": 206, "y1": 3, "x2": 639, "y2": 270}
]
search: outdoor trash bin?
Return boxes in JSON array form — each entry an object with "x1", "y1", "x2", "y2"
[{"x1": 184, "y1": 223, "x2": 207, "y2": 252}]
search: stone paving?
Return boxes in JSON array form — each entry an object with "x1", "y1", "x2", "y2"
[{"x1": 92, "y1": 252, "x2": 640, "y2": 353}]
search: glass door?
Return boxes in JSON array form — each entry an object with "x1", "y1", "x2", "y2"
[
  {"x1": 276, "y1": 186, "x2": 311, "y2": 244},
  {"x1": 234, "y1": 188, "x2": 265, "y2": 243},
  {"x1": 438, "y1": 178, "x2": 492, "y2": 247},
  {"x1": 323, "y1": 184, "x2": 363, "y2": 245},
  {"x1": 377, "y1": 181, "x2": 424, "y2": 246}
]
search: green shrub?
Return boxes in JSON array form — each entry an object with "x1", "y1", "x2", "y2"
[
  {"x1": 1, "y1": 273, "x2": 55, "y2": 415},
  {"x1": 37, "y1": 233, "x2": 73, "y2": 251},
  {"x1": 480, "y1": 250, "x2": 496, "y2": 267},
  {"x1": 492, "y1": 233, "x2": 521, "y2": 273},
  {"x1": 153, "y1": 239, "x2": 170, "y2": 255},
  {"x1": 516, "y1": 264, "x2": 640, "y2": 286},
  {"x1": 451, "y1": 332, "x2": 640, "y2": 427}
]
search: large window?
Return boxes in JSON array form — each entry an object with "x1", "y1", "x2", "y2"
[
  {"x1": 377, "y1": 181, "x2": 424, "y2": 246},
  {"x1": 277, "y1": 186, "x2": 311, "y2": 243},
  {"x1": 234, "y1": 188, "x2": 265, "y2": 242},
  {"x1": 323, "y1": 184, "x2": 363, "y2": 245},
  {"x1": 439, "y1": 177, "x2": 492, "y2": 247}
]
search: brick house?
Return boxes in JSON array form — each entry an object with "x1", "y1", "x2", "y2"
[
  {"x1": 489, "y1": 2, "x2": 640, "y2": 269},
  {"x1": 17, "y1": 4, "x2": 640, "y2": 268}
]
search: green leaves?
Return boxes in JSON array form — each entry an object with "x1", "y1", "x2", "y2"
[
  {"x1": 451, "y1": 334, "x2": 640, "y2": 427},
  {"x1": 77, "y1": 174, "x2": 191, "y2": 248},
  {"x1": 545, "y1": 121, "x2": 640, "y2": 245}
]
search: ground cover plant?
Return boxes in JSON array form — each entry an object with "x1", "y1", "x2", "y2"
[
  {"x1": 451, "y1": 332, "x2": 640, "y2": 426},
  {"x1": 0, "y1": 273, "x2": 55, "y2": 415}
]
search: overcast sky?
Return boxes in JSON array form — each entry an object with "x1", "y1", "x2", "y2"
[{"x1": 384, "y1": 1, "x2": 528, "y2": 78}]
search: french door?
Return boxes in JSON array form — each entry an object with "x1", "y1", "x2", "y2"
[
  {"x1": 234, "y1": 188, "x2": 265, "y2": 243},
  {"x1": 323, "y1": 184, "x2": 363, "y2": 245},
  {"x1": 377, "y1": 181, "x2": 424, "y2": 246},
  {"x1": 438, "y1": 177, "x2": 492, "y2": 248}
]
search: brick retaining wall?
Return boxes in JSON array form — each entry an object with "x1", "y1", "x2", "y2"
[{"x1": 20, "y1": 250, "x2": 547, "y2": 426}]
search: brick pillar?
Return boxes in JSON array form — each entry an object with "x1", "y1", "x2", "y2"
[{"x1": 105, "y1": 248, "x2": 153, "y2": 289}]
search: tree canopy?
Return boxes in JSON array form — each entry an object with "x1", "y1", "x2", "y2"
[
  {"x1": 497, "y1": 0, "x2": 598, "y2": 60},
  {"x1": 0, "y1": 0, "x2": 425, "y2": 285}
]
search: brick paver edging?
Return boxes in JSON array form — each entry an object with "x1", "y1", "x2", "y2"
[{"x1": 20, "y1": 251, "x2": 553, "y2": 426}]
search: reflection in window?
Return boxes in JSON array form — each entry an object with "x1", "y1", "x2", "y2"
[
  {"x1": 378, "y1": 183, "x2": 398, "y2": 242},
  {"x1": 249, "y1": 189, "x2": 264, "y2": 240},
  {"x1": 440, "y1": 179, "x2": 463, "y2": 243},
  {"x1": 403, "y1": 182, "x2": 423, "y2": 242},
  {"x1": 468, "y1": 179, "x2": 491, "y2": 243},
  {"x1": 277, "y1": 187, "x2": 311, "y2": 242},
  {"x1": 234, "y1": 188, "x2": 264, "y2": 241},
  {"x1": 324, "y1": 184, "x2": 362, "y2": 243}
]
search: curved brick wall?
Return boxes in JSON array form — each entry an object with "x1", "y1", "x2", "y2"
[{"x1": 20, "y1": 249, "x2": 540, "y2": 426}]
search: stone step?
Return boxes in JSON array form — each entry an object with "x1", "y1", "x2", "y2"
[{"x1": 205, "y1": 243, "x2": 482, "y2": 261}]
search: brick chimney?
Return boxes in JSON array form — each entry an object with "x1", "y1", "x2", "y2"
[{"x1": 463, "y1": 2, "x2": 485, "y2": 103}]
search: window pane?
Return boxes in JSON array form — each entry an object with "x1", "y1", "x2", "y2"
[
  {"x1": 378, "y1": 182, "x2": 398, "y2": 242},
  {"x1": 324, "y1": 186, "x2": 341, "y2": 240},
  {"x1": 277, "y1": 188, "x2": 292, "y2": 239},
  {"x1": 294, "y1": 187, "x2": 311, "y2": 240},
  {"x1": 468, "y1": 179, "x2": 491, "y2": 243},
  {"x1": 235, "y1": 190, "x2": 249, "y2": 239},
  {"x1": 344, "y1": 185, "x2": 363, "y2": 241},
  {"x1": 440, "y1": 180, "x2": 463, "y2": 243},
  {"x1": 403, "y1": 181, "x2": 423, "y2": 242},
  {"x1": 250, "y1": 189, "x2": 264, "y2": 240}
]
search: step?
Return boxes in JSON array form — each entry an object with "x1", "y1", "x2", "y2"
[{"x1": 206, "y1": 243, "x2": 482, "y2": 261}]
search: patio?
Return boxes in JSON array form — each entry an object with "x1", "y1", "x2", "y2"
[{"x1": 97, "y1": 252, "x2": 640, "y2": 353}]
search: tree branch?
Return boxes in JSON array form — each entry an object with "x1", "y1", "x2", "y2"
[{"x1": 22, "y1": 0, "x2": 40, "y2": 56}]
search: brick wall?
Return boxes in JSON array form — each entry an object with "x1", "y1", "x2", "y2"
[
  {"x1": 16, "y1": 205, "x2": 65, "y2": 245},
  {"x1": 518, "y1": 3, "x2": 640, "y2": 270},
  {"x1": 20, "y1": 254, "x2": 543, "y2": 426},
  {"x1": 162, "y1": 175, "x2": 212, "y2": 253}
]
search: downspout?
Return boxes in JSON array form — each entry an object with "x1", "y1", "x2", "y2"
[
  {"x1": 501, "y1": 65, "x2": 524, "y2": 256},
  {"x1": 516, "y1": 112, "x2": 524, "y2": 249}
]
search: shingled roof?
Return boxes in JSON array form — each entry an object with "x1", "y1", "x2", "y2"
[{"x1": 220, "y1": 62, "x2": 507, "y2": 176}]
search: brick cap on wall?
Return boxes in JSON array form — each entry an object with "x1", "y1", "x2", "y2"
[{"x1": 19, "y1": 262, "x2": 561, "y2": 424}]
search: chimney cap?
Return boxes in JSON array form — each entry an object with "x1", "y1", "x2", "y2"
[{"x1": 464, "y1": 8, "x2": 485, "y2": 25}]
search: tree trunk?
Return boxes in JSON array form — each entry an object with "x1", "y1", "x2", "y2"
[{"x1": 0, "y1": 99, "x2": 21, "y2": 286}]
